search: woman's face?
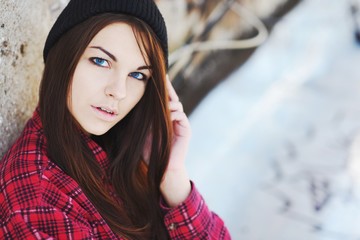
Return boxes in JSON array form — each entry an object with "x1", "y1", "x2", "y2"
[{"x1": 68, "y1": 23, "x2": 150, "y2": 135}]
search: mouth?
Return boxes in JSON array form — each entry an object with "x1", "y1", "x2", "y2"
[
  {"x1": 97, "y1": 107, "x2": 115, "y2": 115},
  {"x1": 91, "y1": 105, "x2": 118, "y2": 117}
]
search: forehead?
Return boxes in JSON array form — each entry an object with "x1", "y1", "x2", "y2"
[{"x1": 87, "y1": 22, "x2": 148, "y2": 65}]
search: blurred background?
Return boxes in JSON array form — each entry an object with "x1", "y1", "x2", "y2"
[
  {"x1": 2, "y1": 0, "x2": 360, "y2": 239},
  {"x1": 178, "y1": 0, "x2": 360, "y2": 239}
]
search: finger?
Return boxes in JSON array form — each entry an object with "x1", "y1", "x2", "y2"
[
  {"x1": 170, "y1": 111, "x2": 189, "y2": 126},
  {"x1": 169, "y1": 101, "x2": 184, "y2": 112},
  {"x1": 166, "y1": 74, "x2": 179, "y2": 102},
  {"x1": 170, "y1": 111, "x2": 191, "y2": 137}
]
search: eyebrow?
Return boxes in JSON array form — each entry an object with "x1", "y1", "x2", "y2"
[
  {"x1": 137, "y1": 65, "x2": 152, "y2": 71},
  {"x1": 90, "y1": 46, "x2": 117, "y2": 61},
  {"x1": 90, "y1": 46, "x2": 152, "y2": 70}
]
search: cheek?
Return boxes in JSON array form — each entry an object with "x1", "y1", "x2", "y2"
[
  {"x1": 134, "y1": 83, "x2": 147, "y2": 104},
  {"x1": 71, "y1": 67, "x2": 102, "y2": 102},
  {"x1": 129, "y1": 80, "x2": 147, "y2": 101}
]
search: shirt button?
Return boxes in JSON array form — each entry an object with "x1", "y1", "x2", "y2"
[{"x1": 169, "y1": 223, "x2": 177, "y2": 230}]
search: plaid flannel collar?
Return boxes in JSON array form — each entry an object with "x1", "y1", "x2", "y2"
[{"x1": 32, "y1": 107, "x2": 110, "y2": 173}]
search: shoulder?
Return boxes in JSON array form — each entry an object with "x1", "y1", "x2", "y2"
[
  {"x1": 1, "y1": 115, "x2": 50, "y2": 175},
  {"x1": 0, "y1": 117, "x2": 52, "y2": 212}
]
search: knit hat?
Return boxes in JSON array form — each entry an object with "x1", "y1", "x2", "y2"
[{"x1": 43, "y1": 0, "x2": 168, "y2": 67}]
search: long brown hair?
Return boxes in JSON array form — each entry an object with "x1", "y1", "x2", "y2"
[{"x1": 39, "y1": 13, "x2": 172, "y2": 239}]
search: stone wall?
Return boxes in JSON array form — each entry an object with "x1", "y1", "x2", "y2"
[
  {"x1": 0, "y1": 0, "x2": 290, "y2": 158},
  {"x1": 0, "y1": 0, "x2": 69, "y2": 158}
]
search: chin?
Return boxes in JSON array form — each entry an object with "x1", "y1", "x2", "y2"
[
  {"x1": 84, "y1": 125, "x2": 112, "y2": 136},
  {"x1": 90, "y1": 129, "x2": 111, "y2": 136}
]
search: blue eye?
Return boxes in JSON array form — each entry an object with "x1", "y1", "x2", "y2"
[
  {"x1": 90, "y1": 57, "x2": 109, "y2": 68},
  {"x1": 129, "y1": 72, "x2": 147, "y2": 81}
]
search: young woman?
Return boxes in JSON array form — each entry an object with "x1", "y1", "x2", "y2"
[{"x1": 0, "y1": 0, "x2": 230, "y2": 239}]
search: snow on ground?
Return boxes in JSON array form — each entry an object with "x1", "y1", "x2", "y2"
[{"x1": 186, "y1": 0, "x2": 360, "y2": 239}]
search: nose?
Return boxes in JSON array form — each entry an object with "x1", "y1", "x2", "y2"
[{"x1": 105, "y1": 73, "x2": 127, "y2": 100}]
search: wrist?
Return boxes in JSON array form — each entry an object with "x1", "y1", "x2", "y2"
[{"x1": 160, "y1": 168, "x2": 191, "y2": 207}]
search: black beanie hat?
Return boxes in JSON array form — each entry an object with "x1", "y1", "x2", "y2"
[{"x1": 43, "y1": 0, "x2": 168, "y2": 67}]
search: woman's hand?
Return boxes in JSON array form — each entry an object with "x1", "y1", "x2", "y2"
[
  {"x1": 160, "y1": 75, "x2": 192, "y2": 207},
  {"x1": 166, "y1": 75, "x2": 192, "y2": 170}
]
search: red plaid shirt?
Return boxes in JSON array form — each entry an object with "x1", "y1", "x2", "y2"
[{"x1": 0, "y1": 109, "x2": 230, "y2": 239}]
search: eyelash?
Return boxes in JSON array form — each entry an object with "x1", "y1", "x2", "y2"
[
  {"x1": 129, "y1": 72, "x2": 148, "y2": 81},
  {"x1": 89, "y1": 57, "x2": 110, "y2": 68},
  {"x1": 89, "y1": 57, "x2": 148, "y2": 81}
]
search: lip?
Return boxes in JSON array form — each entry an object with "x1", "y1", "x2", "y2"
[{"x1": 91, "y1": 105, "x2": 119, "y2": 122}]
